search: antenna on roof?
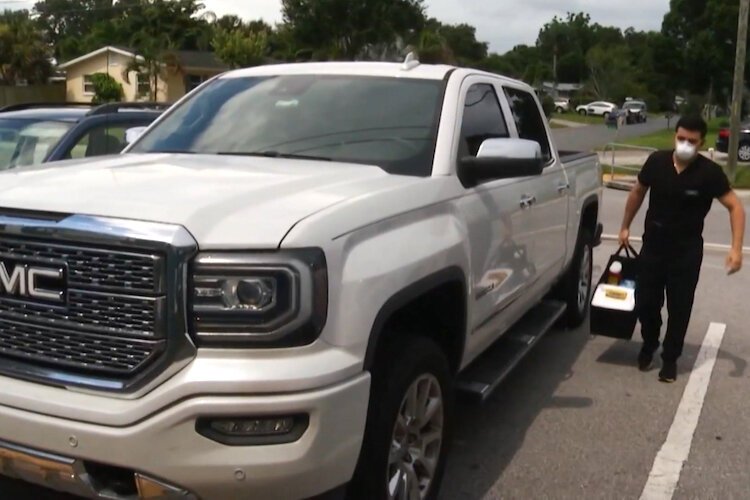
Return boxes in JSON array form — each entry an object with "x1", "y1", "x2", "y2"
[{"x1": 401, "y1": 51, "x2": 420, "y2": 71}]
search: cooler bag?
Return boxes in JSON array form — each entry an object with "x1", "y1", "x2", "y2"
[{"x1": 590, "y1": 244, "x2": 639, "y2": 340}]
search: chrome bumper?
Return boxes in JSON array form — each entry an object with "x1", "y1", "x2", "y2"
[{"x1": 0, "y1": 439, "x2": 194, "y2": 499}]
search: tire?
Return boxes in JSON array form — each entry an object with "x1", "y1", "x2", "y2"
[
  {"x1": 578, "y1": 109, "x2": 587, "y2": 116},
  {"x1": 738, "y1": 143, "x2": 750, "y2": 162},
  {"x1": 603, "y1": 112, "x2": 610, "y2": 120},
  {"x1": 349, "y1": 336, "x2": 453, "y2": 500},
  {"x1": 561, "y1": 228, "x2": 593, "y2": 327},
  {"x1": 556, "y1": 107, "x2": 564, "y2": 114}
]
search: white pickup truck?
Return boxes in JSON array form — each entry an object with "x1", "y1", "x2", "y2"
[{"x1": 0, "y1": 59, "x2": 602, "y2": 500}]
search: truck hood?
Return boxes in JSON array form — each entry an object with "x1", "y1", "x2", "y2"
[{"x1": 0, "y1": 153, "x2": 418, "y2": 248}]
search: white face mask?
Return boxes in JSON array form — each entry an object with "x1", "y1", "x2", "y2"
[{"x1": 675, "y1": 140, "x2": 697, "y2": 162}]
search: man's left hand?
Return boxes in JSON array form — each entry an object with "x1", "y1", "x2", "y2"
[{"x1": 726, "y1": 249, "x2": 743, "y2": 275}]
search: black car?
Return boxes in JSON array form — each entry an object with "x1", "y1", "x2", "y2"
[
  {"x1": 0, "y1": 102, "x2": 168, "y2": 170},
  {"x1": 622, "y1": 100, "x2": 648, "y2": 124},
  {"x1": 715, "y1": 123, "x2": 750, "y2": 162}
]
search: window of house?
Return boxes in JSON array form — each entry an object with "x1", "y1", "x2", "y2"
[
  {"x1": 83, "y1": 75, "x2": 95, "y2": 95},
  {"x1": 137, "y1": 73, "x2": 151, "y2": 98},
  {"x1": 186, "y1": 74, "x2": 209, "y2": 92}
]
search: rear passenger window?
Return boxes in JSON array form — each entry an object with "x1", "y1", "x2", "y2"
[
  {"x1": 68, "y1": 124, "x2": 130, "y2": 160},
  {"x1": 458, "y1": 84, "x2": 509, "y2": 157},
  {"x1": 504, "y1": 88, "x2": 552, "y2": 162}
]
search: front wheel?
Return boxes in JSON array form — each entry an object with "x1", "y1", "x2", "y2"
[
  {"x1": 578, "y1": 109, "x2": 587, "y2": 116},
  {"x1": 349, "y1": 336, "x2": 453, "y2": 500},
  {"x1": 561, "y1": 228, "x2": 593, "y2": 327}
]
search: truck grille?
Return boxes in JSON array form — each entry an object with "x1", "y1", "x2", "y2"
[
  {"x1": 0, "y1": 237, "x2": 166, "y2": 379},
  {"x1": 0, "y1": 238, "x2": 161, "y2": 294},
  {"x1": 0, "y1": 318, "x2": 163, "y2": 375}
]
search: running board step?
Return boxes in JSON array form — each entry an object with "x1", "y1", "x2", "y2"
[{"x1": 456, "y1": 300, "x2": 567, "y2": 403}]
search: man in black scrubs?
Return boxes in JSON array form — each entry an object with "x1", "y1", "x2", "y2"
[{"x1": 619, "y1": 116, "x2": 746, "y2": 382}]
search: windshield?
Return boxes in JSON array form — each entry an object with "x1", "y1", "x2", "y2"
[
  {"x1": 0, "y1": 119, "x2": 72, "y2": 170},
  {"x1": 132, "y1": 75, "x2": 446, "y2": 176}
]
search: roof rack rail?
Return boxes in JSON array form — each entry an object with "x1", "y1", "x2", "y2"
[
  {"x1": 0, "y1": 102, "x2": 93, "y2": 113},
  {"x1": 87, "y1": 101, "x2": 172, "y2": 116}
]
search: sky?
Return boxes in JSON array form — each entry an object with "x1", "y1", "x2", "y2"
[{"x1": 1, "y1": 0, "x2": 672, "y2": 54}]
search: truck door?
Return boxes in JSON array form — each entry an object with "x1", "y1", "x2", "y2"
[
  {"x1": 454, "y1": 79, "x2": 539, "y2": 358},
  {"x1": 502, "y1": 85, "x2": 569, "y2": 287}
]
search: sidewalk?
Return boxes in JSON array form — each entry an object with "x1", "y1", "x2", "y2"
[{"x1": 550, "y1": 118, "x2": 589, "y2": 128}]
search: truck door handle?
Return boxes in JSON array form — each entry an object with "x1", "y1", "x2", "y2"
[
  {"x1": 557, "y1": 182, "x2": 570, "y2": 194},
  {"x1": 520, "y1": 195, "x2": 536, "y2": 209}
]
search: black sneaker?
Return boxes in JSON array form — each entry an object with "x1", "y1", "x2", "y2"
[
  {"x1": 638, "y1": 347, "x2": 655, "y2": 371},
  {"x1": 659, "y1": 361, "x2": 677, "y2": 383}
]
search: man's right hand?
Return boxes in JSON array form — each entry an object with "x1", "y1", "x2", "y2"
[{"x1": 619, "y1": 228, "x2": 630, "y2": 247}]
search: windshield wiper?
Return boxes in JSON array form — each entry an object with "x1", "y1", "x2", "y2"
[{"x1": 216, "y1": 151, "x2": 333, "y2": 161}]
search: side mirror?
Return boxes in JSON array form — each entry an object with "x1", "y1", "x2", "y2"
[
  {"x1": 125, "y1": 126, "x2": 148, "y2": 145},
  {"x1": 459, "y1": 138, "x2": 545, "y2": 186}
]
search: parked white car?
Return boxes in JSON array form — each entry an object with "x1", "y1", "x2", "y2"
[
  {"x1": 0, "y1": 58, "x2": 602, "y2": 499},
  {"x1": 576, "y1": 101, "x2": 617, "y2": 117},
  {"x1": 554, "y1": 98, "x2": 570, "y2": 113}
]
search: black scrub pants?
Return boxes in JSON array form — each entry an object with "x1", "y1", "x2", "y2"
[{"x1": 636, "y1": 240, "x2": 703, "y2": 363}]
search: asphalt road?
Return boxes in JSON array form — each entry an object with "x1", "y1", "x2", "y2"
[{"x1": 553, "y1": 116, "x2": 672, "y2": 152}]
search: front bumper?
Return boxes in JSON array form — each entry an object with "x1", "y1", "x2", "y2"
[{"x1": 0, "y1": 373, "x2": 370, "y2": 500}]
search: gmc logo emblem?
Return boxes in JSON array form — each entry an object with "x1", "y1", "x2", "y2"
[{"x1": 0, "y1": 258, "x2": 65, "y2": 303}]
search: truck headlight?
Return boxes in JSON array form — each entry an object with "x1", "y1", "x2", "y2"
[{"x1": 191, "y1": 249, "x2": 327, "y2": 347}]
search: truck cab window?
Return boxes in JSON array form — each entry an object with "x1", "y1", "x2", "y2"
[
  {"x1": 458, "y1": 83, "x2": 509, "y2": 158},
  {"x1": 503, "y1": 88, "x2": 552, "y2": 162}
]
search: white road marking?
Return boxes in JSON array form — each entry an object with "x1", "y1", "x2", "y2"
[{"x1": 639, "y1": 322, "x2": 727, "y2": 500}]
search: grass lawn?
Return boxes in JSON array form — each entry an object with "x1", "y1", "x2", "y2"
[
  {"x1": 734, "y1": 165, "x2": 750, "y2": 189},
  {"x1": 553, "y1": 112, "x2": 605, "y2": 125},
  {"x1": 620, "y1": 117, "x2": 727, "y2": 151},
  {"x1": 549, "y1": 121, "x2": 568, "y2": 129}
]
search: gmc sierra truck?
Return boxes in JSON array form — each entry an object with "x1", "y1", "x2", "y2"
[{"x1": 0, "y1": 58, "x2": 602, "y2": 500}]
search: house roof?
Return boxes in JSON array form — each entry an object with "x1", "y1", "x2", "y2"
[
  {"x1": 541, "y1": 81, "x2": 584, "y2": 92},
  {"x1": 172, "y1": 51, "x2": 228, "y2": 71},
  {"x1": 57, "y1": 46, "x2": 227, "y2": 73},
  {"x1": 57, "y1": 46, "x2": 143, "y2": 69}
]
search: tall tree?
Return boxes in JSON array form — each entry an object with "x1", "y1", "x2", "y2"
[
  {"x1": 212, "y1": 24, "x2": 270, "y2": 68},
  {"x1": 34, "y1": 0, "x2": 116, "y2": 60},
  {"x1": 662, "y1": 0, "x2": 744, "y2": 107},
  {"x1": 281, "y1": 0, "x2": 426, "y2": 60},
  {"x1": 0, "y1": 10, "x2": 52, "y2": 85}
]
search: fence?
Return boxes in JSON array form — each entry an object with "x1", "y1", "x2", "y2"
[
  {"x1": 600, "y1": 143, "x2": 657, "y2": 190},
  {"x1": 0, "y1": 84, "x2": 67, "y2": 107}
]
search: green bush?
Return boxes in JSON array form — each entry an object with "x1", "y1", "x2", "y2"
[
  {"x1": 91, "y1": 73, "x2": 124, "y2": 104},
  {"x1": 541, "y1": 94, "x2": 555, "y2": 118}
]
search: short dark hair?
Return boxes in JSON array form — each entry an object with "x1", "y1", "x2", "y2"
[{"x1": 675, "y1": 115, "x2": 708, "y2": 139}]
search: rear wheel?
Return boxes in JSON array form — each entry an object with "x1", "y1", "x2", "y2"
[
  {"x1": 578, "y1": 109, "x2": 587, "y2": 116},
  {"x1": 556, "y1": 106, "x2": 564, "y2": 114},
  {"x1": 738, "y1": 143, "x2": 750, "y2": 162},
  {"x1": 349, "y1": 336, "x2": 453, "y2": 500}
]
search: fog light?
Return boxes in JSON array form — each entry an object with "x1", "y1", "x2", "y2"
[
  {"x1": 197, "y1": 415, "x2": 309, "y2": 446},
  {"x1": 210, "y1": 417, "x2": 294, "y2": 436}
]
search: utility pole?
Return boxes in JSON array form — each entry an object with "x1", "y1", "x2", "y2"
[{"x1": 728, "y1": 0, "x2": 750, "y2": 182}]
